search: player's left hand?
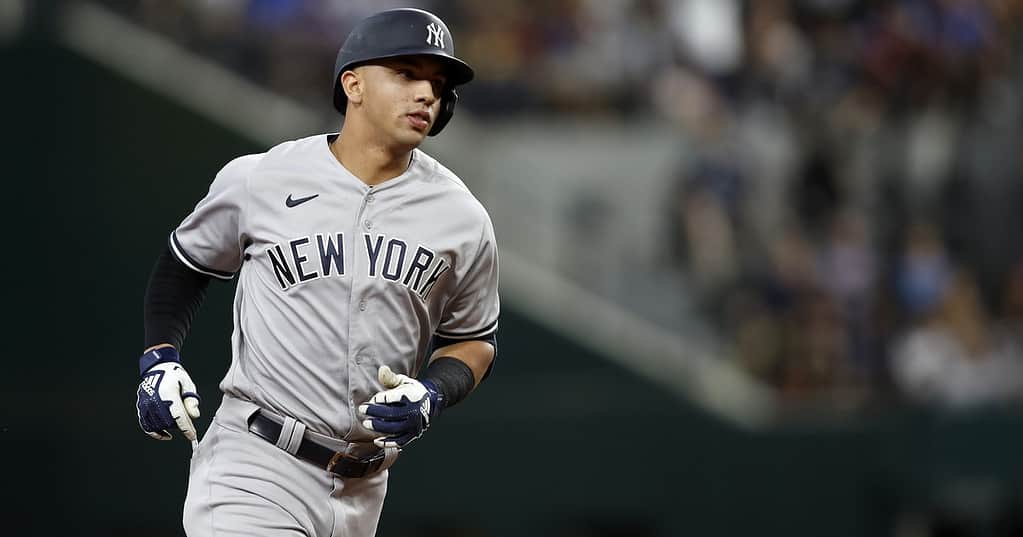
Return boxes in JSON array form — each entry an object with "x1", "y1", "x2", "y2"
[{"x1": 359, "y1": 365, "x2": 441, "y2": 449}]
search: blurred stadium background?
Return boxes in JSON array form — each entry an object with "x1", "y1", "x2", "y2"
[{"x1": 5, "y1": 0, "x2": 1023, "y2": 535}]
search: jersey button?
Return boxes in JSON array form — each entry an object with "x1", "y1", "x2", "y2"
[
  {"x1": 358, "y1": 300, "x2": 367, "y2": 312},
  {"x1": 364, "y1": 220, "x2": 373, "y2": 229},
  {"x1": 366, "y1": 194, "x2": 375, "y2": 203}
]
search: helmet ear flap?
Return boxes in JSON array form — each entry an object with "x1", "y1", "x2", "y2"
[{"x1": 428, "y1": 88, "x2": 457, "y2": 136}]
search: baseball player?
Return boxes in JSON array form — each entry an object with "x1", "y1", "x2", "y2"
[{"x1": 134, "y1": 8, "x2": 498, "y2": 536}]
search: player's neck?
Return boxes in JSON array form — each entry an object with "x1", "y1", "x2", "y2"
[{"x1": 331, "y1": 127, "x2": 414, "y2": 187}]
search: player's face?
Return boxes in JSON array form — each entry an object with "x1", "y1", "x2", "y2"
[{"x1": 356, "y1": 57, "x2": 448, "y2": 146}]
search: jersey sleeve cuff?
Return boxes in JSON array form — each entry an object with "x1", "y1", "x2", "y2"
[
  {"x1": 434, "y1": 319, "x2": 498, "y2": 340},
  {"x1": 168, "y1": 232, "x2": 236, "y2": 281}
]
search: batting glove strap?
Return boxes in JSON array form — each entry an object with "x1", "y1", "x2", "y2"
[
  {"x1": 421, "y1": 379, "x2": 444, "y2": 418},
  {"x1": 138, "y1": 347, "x2": 182, "y2": 376}
]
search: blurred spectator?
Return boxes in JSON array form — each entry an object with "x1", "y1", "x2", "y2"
[
  {"x1": 895, "y1": 221, "x2": 953, "y2": 320},
  {"x1": 778, "y1": 288, "x2": 862, "y2": 401},
  {"x1": 666, "y1": 156, "x2": 745, "y2": 305},
  {"x1": 892, "y1": 268, "x2": 1023, "y2": 409},
  {"x1": 818, "y1": 209, "x2": 879, "y2": 373},
  {"x1": 670, "y1": 0, "x2": 744, "y2": 76},
  {"x1": 725, "y1": 223, "x2": 873, "y2": 404},
  {"x1": 1003, "y1": 261, "x2": 1023, "y2": 331}
]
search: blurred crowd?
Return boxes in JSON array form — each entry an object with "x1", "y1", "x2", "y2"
[
  {"x1": 659, "y1": 0, "x2": 1023, "y2": 410},
  {"x1": 98, "y1": 0, "x2": 1023, "y2": 410}
]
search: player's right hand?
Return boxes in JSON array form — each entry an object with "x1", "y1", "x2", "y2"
[
  {"x1": 359, "y1": 366, "x2": 440, "y2": 449},
  {"x1": 136, "y1": 350, "x2": 201, "y2": 441}
]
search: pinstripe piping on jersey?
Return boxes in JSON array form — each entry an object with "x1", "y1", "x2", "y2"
[
  {"x1": 435, "y1": 319, "x2": 498, "y2": 339},
  {"x1": 168, "y1": 232, "x2": 236, "y2": 280}
]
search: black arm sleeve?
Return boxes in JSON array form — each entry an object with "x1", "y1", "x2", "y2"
[
  {"x1": 420, "y1": 357, "x2": 476, "y2": 409},
  {"x1": 143, "y1": 245, "x2": 212, "y2": 350}
]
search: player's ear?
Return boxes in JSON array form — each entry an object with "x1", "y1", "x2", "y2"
[{"x1": 341, "y1": 70, "x2": 364, "y2": 106}]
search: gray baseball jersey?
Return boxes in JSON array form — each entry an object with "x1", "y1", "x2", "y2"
[{"x1": 170, "y1": 133, "x2": 500, "y2": 443}]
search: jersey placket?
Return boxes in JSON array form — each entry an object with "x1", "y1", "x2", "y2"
[{"x1": 344, "y1": 186, "x2": 376, "y2": 437}]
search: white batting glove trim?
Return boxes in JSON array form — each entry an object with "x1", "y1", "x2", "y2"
[{"x1": 371, "y1": 366, "x2": 429, "y2": 404}]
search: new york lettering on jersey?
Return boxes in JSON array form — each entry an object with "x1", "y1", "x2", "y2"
[{"x1": 266, "y1": 231, "x2": 450, "y2": 299}]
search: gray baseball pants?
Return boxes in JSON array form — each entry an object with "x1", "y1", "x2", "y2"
[{"x1": 183, "y1": 395, "x2": 389, "y2": 536}]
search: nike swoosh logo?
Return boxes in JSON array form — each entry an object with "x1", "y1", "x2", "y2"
[{"x1": 286, "y1": 194, "x2": 319, "y2": 208}]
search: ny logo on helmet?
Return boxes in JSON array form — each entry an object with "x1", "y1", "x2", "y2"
[{"x1": 426, "y1": 22, "x2": 445, "y2": 48}]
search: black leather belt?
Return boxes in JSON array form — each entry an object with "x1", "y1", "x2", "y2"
[{"x1": 247, "y1": 410, "x2": 386, "y2": 478}]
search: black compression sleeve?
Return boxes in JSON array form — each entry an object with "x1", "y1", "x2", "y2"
[
  {"x1": 143, "y1": 245, "x2": 212, "y2": 350},
  {"x1": 420, "y1": 357, "x2": 476, "y2": 409}
]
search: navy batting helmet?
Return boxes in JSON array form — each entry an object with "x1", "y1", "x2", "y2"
[{"x1": 332, "y1": 8, "x2": 475, "y2": 136}]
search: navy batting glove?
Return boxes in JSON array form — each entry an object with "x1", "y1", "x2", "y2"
[
  {"x1": 359, "y1": 366, "x2": 443, "y2": 449},
  {"x1": 136, "y1": 348, "x2": 201, "y2": 441}
]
